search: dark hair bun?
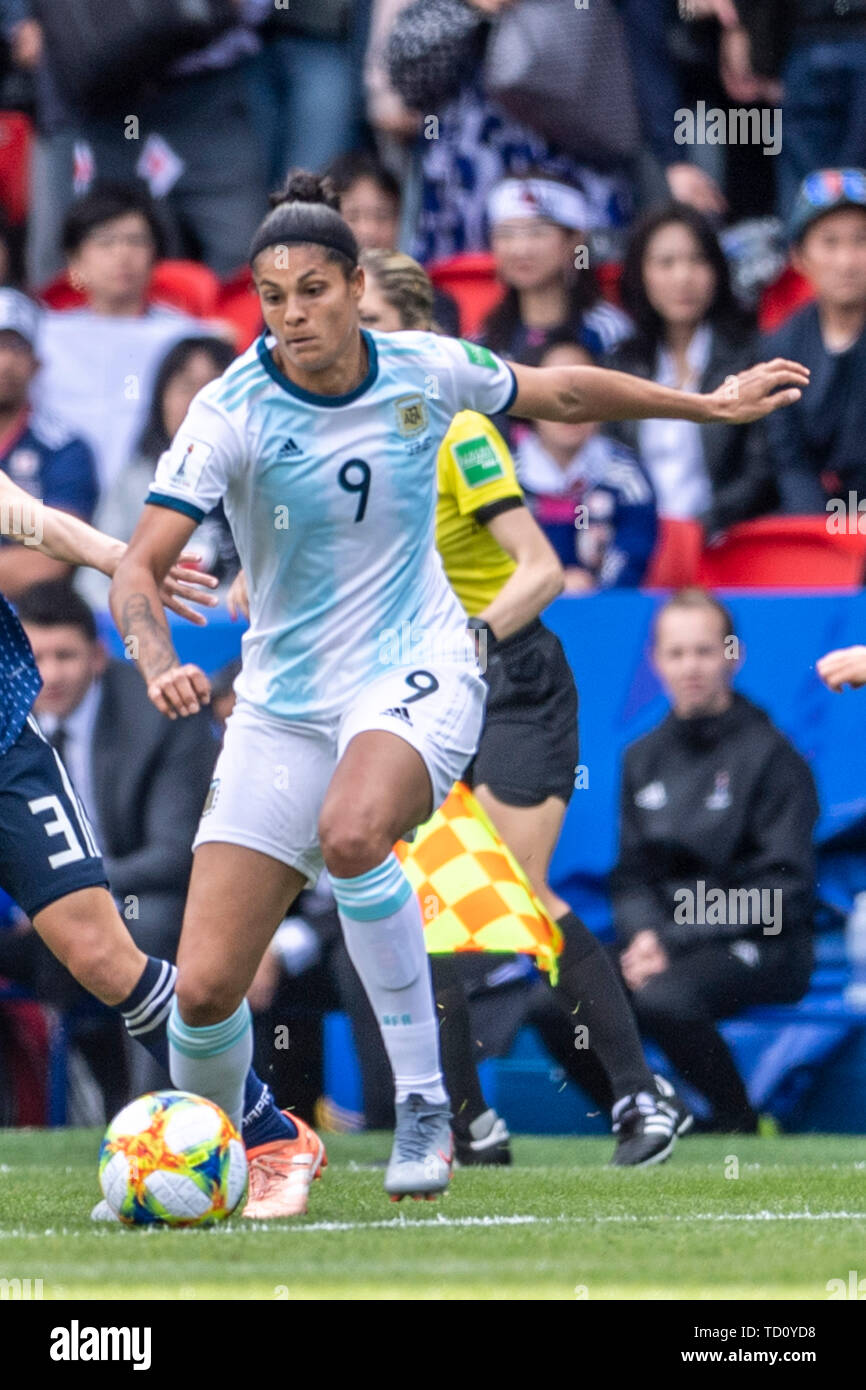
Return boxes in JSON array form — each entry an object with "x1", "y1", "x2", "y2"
[{"x1": 269, "y1": 170, "x2": 341, "y2": 212}]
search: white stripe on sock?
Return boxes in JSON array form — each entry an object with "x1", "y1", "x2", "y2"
[{"x1": 123, "y1": 962, "x2": 176, "y2": 1026}]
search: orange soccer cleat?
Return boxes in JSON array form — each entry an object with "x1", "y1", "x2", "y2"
[{"x1": 243, "y1": 1112, "x2": 327, "y2": 1219}]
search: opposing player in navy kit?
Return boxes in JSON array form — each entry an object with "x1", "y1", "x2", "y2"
[
  {"x1": 110, "y1": 171, "x2": 809, "y2": 1206},
  {"x1": 0, "y1": 471, "x2": 328, "y2": 1220}
]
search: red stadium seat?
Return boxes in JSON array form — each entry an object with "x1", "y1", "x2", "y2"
[
  {"x1": 150, "y1": 260, "x2": 220, "y2": 318},
  {"x1": 0, "y1": 112, "x2": 32, "y2": 226},
  {"x1": 643, "y1": 519, "x2": 703, "y2": 588},
  {"x1": 758, "y1": 264, "x2": 814, "y2": 334},
  {"x1": 696, "y1": 517, "x2": 866, "y2": 589},
  {"x1": 216, "y1": 267, "x2": 262, "y2": 351},
  {"x1": 37, "y1": 272, "x2": 85, "y2": 310},
  {"x1": 428, "y1": 253, "x2": 504, "y2": 338},
  {"x1": 38, "y1": 259, "x2": 220, "y2": 319}
]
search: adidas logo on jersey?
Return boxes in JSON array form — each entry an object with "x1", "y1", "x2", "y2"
[
  {"x1": 381, "y1": 705, "x2": 412, "y2": 724},
  {"x1": 278, "y1": 437, "x2": 302, "y2": 459}
]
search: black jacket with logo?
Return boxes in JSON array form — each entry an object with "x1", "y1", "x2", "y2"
[{"x1": 611, "y1": 693, "x2": 819, "y2": 952}]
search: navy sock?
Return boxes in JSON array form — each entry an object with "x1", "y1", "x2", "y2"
[
  {"x1": 118, "y1": 957, "x2": 297, "y2": 1146},
  {"x1": 118, "y1": 957, "x2": 175, "y2": 1069},
  {"x1": 241, "y1": 1071, "x2": 298, "y2": 1147}
]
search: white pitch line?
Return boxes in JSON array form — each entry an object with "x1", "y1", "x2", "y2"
[{"x1": 3, "y1": 1210, "x2": 866, "y2": 1239}]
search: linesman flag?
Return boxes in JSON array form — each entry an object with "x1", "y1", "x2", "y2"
[{"x1": 394, "y1": 781, "x2": 563, "y2": 981}]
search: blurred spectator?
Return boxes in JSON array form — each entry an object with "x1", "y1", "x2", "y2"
[
  {"x1": 729, "y1": 1, "x2": 866, "y2": 218},
  {"x1": 328, "y1": 149, "x2": 402, "y2": 249},
  {"x1": 89, "y1": 336, "x2": 239, "y2": 606},
  {"x1": 762, "y1": 169, "x2": 866, "y2": 514},
  {"x1": 480, "y1": 174, "x2": 631, "y2": 362},
  {"x1": 327, "y1": 149, "x2": 459, "y2": 333},
  {"x1": 33, "y1": 185, "x2": 201, "y2": 495},
  {"x1": 606, "y1": 203, "x2": 777, "y2": 535},
  {"x1": 384, "y1": 0, "x2": 635, "y2": 266},
  {"x1": 18, "y1": 579, "x2": 218, "y2": 1089},
  {"x1": 0, "y1": 288, "x2": 98, "y2": 599},
  {"x1": 611, "y1": 588, "x2": 818, "y2": 1132},
  {"x1": 0, "y1": 0, "x2": 77, "y2": 288},
  {"x1": 514, "y1": 338, "x2": 657, "y2": 591},
  {"x1": 16, "y1": 0, "x2": 272, "y2": 278},
  {"x1": 253, "y1": 0, "x2": 364, "y2": 186}
]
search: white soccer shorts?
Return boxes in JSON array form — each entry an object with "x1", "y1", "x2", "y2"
[{"x1": 193, "y1": 660, "x2": 486, "y2": 885}]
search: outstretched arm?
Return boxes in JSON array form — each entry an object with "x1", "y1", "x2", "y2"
[
  {"x1": 110, "y1": 504, "x2": 212, "y2": 718},
  {"x1": 0, "y1": 469, "x2": 124, "y2": 574},
  {"x1": 817, "y1": 646, "x2": 866, "y2": 692},
  {"x1": 508, "y1": 358, "x2": 809, "y2": 426},
  {"x1": 0, "y1": 470, "x2": 218, "y2": 622}
]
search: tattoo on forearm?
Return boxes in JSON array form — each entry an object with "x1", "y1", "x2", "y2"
[{"x1": 121, "y1": 593, "x2": 176, "y2": 679}]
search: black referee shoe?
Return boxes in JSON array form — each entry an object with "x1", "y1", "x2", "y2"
[
  {"x1": 610, "y1": 1089, "x2": 679, "y2": 1168},
  {"x1": 653, "y1": 1073, "x2": 694, "y2": 1137},
  {"x1": 454, "y1": 1109, "x2": 512, "y2": 1166}
]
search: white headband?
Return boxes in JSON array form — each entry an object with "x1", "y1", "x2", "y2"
[{"x1": 487, "y1": 179, "x2": 593, "y2": 232}]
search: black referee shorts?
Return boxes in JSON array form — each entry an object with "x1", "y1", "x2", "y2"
[
  {"x1": 0, "y1": 715, "x2": 108, "y2": 919},
  {"x1": 466, "y1": 618, "x2": 579, "y2": 807}
]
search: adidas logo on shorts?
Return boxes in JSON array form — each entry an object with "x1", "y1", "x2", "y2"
[{"x1": 381, "y1": 705, "x2": 412, "y2": 724}]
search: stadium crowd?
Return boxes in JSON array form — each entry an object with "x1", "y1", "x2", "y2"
[{"x1": 0, "y1": 0, "x2": 865, "y2": 1134}]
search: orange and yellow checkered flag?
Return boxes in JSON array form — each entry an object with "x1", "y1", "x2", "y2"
[{"x1": 394, "y1": 781, "x2": 563, "y2": 980}]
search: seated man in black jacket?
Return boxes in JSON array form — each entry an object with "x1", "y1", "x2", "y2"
[{"x1": 612, "y1": 587, "x2": 818, "y2": 1132}]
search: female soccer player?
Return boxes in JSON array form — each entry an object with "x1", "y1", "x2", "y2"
[{"x1": 110, "y1": 172, "x2": 808, "y2": 1203}]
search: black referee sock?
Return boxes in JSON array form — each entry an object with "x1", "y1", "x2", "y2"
[
  {"x1": 431, "y1": 953, "x2": 488, "y2": 1135},
  {"x1": 553, "y1": 911, "x2": 656, "y2": 1104}
]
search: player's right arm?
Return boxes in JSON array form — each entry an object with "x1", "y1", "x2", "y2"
[
  {"x1": 110, "y1": 387, "x2": 243, "y2": 718},
  {"x1": 110, "y1": 504, "x2": 210, "y2": 719}
]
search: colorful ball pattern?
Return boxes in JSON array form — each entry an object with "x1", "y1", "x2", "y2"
[{"x1": 98, "y1": 1090, "x2": 248, "y2": 1227}]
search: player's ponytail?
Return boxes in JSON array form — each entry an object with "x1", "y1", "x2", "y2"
[{"x1": 250, "y1": 168, "x2": 358, "y2": 272}]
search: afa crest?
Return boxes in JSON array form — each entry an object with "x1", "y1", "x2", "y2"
[{"x1": 394, "y1": 394, "x2": 428, "y2": 438}]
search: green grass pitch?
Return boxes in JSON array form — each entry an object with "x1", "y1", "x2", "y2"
[{"x1": 0, "y1": 1129, "x2": 864, "y2": 1300}]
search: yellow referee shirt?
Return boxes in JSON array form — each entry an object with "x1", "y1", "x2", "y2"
[{"x1": 436, "y1": 410, "x2": 523, "y2": 616}]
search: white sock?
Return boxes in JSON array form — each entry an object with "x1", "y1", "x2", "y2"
[
  {"x1": 329, "y1": 855, "x2": 448, "y2": 1107},
  {"x1": 167, "y1": 998, "x2": 253, "y2": 1132}
]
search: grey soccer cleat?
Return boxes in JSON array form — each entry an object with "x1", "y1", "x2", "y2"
[{"x1": 385, "y1": 1093, "x2": 453, "y2": 1201}]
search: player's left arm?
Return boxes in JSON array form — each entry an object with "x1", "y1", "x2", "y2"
[
  {"x1": 476, "y1": 505, "x2": 563, "y2": 640},
  {"x1": 506, "y1": 357, "x2": 810, "y2": 425}
]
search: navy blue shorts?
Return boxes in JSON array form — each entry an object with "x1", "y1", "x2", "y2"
[{"x1": 0, "y1": 715, "x2": 108, "y2": 919}]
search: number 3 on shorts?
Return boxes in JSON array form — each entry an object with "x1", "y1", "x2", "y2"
[{"x1": 28, "y1": 794, "x2": 86, "y2": 869}]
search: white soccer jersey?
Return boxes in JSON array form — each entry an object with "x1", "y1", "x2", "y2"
[{"x1": 147, "y1": 329, "x2": 518, "y2": 721}]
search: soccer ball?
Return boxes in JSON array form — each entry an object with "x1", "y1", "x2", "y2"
[{"x1": 98, "y1": 1090, "x2": 248, "y2": 1227}]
